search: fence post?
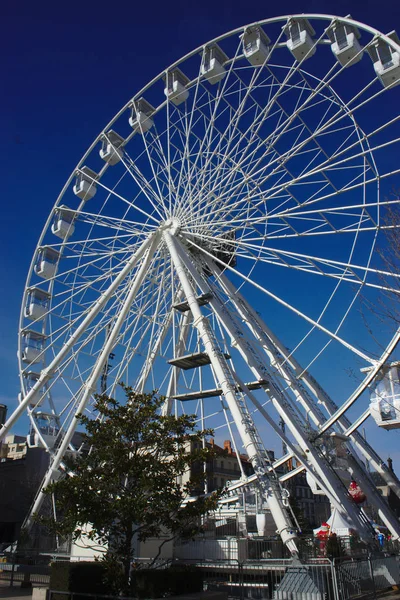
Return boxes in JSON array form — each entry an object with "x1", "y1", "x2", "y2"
[
  {"x1": 368, "y1": 554, "x2": 377, "y2": 600},
  {"x1": 10, "y1": 552, "x2": 16, "y2": 588},
  {"x1": 331, "y1": 558, "x2": 341, "y2": 600},
  {"x1": 239, "y1": 562, "x2": 244, "y2": 600}
]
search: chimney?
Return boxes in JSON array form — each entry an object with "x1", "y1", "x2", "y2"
[
  {"x1": 388, "y1": 457, "x2": 395, "y2": 473},
  {"x1": 209, "y1": 438, "x2": 214, "y2": 447},
  {"x1": 224, "y1": 440, "x2": 232, "y2": 454}
]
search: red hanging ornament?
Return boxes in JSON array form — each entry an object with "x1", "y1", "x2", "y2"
[{"x1": 348, "y1": 480, "x2": 366, "y2": 504}]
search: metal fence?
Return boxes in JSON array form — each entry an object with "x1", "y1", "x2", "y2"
[
  {"x1": 0, "y1": 551, "x2": 62, "y2": 587},
  {"x1": 2, "y1": 545, "x2": 400, "y2": 600},
  {"x1": 182, "y1": 554, "x2": 400, "y2": 600},
  {"x1": 44, "y1": 556, "x2": 399, "y2": 600}
]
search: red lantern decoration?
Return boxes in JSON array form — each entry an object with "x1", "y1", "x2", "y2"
[{"x1": 348, "y1": 480, "x2": 366, "y2": 504}]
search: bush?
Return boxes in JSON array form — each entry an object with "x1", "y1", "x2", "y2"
[
  {"x1": 50, "y1": 561, "x2": 110, "y2": 600},
  {"x1": 130, "y1": 565, "x2": 203, "y2": 599},
  {"x1": 50, "y1": 561, "x2": 203, "y2": 599}
]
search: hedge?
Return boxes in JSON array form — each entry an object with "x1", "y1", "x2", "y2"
[
  {"x1": 50, "y1": 561, "x2": 203, "y2": 599},
  {"x1": 131, "y1": 565, "x2": 203, "y2": 598},
  {"x1": 50, "y1": 561, "x2": 110, "y2": 600}
]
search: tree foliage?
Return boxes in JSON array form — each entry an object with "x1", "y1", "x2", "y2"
[{"x1": 38, "y1": 386, "x2": 221, "y2": 592}]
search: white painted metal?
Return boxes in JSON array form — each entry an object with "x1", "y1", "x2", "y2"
[
  {"x1": 51, "y1": 206, "x2": 76, "y2": 239},
  {"x1": 24, "y1": 233, "x2": 160, "y2": 527},
  {"x1": 163, "y1": 229, "x2": 298, "y2": 554},
  {"x1": 99, "y1": 130, "x2": 125, "y2": 165},
  {"x1": 73, "y1": 166, "x2": 97, "y2": 200},
  {"x1": 2, "y1": 234, "x2": 156, "y2": 441},
  {"x1": 34, "y1": 247, "x2": 60, "y2": 280},
  {"x1": 285, "y1": 18, "x2": 316, "y2": 61},
  {"x1": 164, "y1": 69, "x2": 189, "y2": 105},
  {"x1": 21, "y1": 330, "x2": 46, "y2": 365},
  {"x1": 368, "y1": 364, "x2": 400, "y2": 429},
  {"x1": 11, "y1": 13, "x2": 400, "y2": 552},
  {"x1": 200, "y1": 44, "x2": 227, "y2": 83},
  {"x1": 176, "y1": 246, "x2": 377, "y2": 542},
  {"x1": 213, "y1": 267, "x2": 400, "y2": 502},
  {"x1": 24, "y1": 288, "x2": 50, "y2": 322},
  {"x1": 161, "y1": 310, "x2": 191, "y2": 417},
  {"x1": 368, "y1": 32, "x2": 400, "y2": 88},
  {"x1": 328, "y1": 20, "x2": 363, "y2": 67},
  {"x1": 243, "y1": 26, "x2": 270, "y2": 66},
  {"x1": 129, "y1": 98, "x2": 155, "y2": 133}
]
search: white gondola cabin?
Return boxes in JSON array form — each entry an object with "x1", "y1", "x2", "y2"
[
  {"x1": 21, "y1": 329, "x2": 46, "y2": 365},
  {"x1": 23, "y1": 370, "x2": 40, "y2": 391},
  {"x1": 73, "y1": 166, "x2": 98, "y2": 200},
  {"x1": 367, "y1": 31, "x2": 400, "y2": 89},
  {"x1": 129, "y1": 98, "x2": 155, "y2": 133},
  {"x1": 367, "y1": 362, "x2": 400, "y2": 429},
  {"x1": 243, "y1": 26, "x2": 271, "y2": 66},
  {"x1": 27, "y1": 412, "x2": 59, "y2": 449},
  {"x1": 285, "y1": 18, "x2": 316, "y2": 62},
  {"x1": 24, "y1": 287, "x2": 50, "y2": 322},
  {"x1": 99, "y1": 130, "x2": 125, "y2": 165},
  {"x1": 34, "y1": 246, "x2": 60, "y2": 280},
  {"x1": 51, "y1": 205, "x2": 76, "y2": 239},
  {"x1": 164, "y1": 69, "x2": 190, "y2": 106},
  {"x1": 201, "y1": 44, "x2": 228, "y2": 84},
  {"x1": 327, "y1": 20, "x2": 363, "y2": 67},
  {"x1": 21, "y1": 370, "x2": 42, "y2": 408}
]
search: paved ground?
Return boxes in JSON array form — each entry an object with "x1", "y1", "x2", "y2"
[{"x1": 0, "y1": 586, "x2": 33, "y2": 600}]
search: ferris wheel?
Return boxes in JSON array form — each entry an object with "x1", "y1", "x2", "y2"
[{"x1": 3, "y1": 13, "x2": 400, "y2": 554}]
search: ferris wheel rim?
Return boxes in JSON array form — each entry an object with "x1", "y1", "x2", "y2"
[{"x1": 10, "y1": 12, "x2": 400, "y2": 495}]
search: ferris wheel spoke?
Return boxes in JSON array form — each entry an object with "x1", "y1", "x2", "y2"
[
  {"x1": 187, "y1": 236, "x2": 377, "y2": 364},
  {"x1": 74, "y1": 208, "x2": 158, "y2": 234},
  {"x1": 231, "y1": 244, "x2": 400, "y2": 291},
  {"x1": 177, "y1": 42, "x2": 248, "y2": 209},
  {"x1": 76, "y1": 167, "x2": 161, "y2": 225},
  {"x1": 189, "y1": 68, "x2": 343, "y2": 210},
  {"x1": 16, "y1": 14, "x2": 400, "y2": 543},
  {"x1": 190, "y1": 72, "x2": 384, "y2": 221},
  {"x1": 188, "y1": 34, "x2": 324, "y2": 207}
]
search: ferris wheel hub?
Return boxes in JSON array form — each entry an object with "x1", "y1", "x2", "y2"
[{"x1": 161, "y1": 217, "x2": 181, "y2": 235}]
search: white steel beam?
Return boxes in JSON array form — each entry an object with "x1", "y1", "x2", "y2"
[
  {"x1": 2, "y1": 233, "x2": 158, "y2": 443},
  {"x1": 176, "y1": 247, "x2": 376, "y2": 543},
  {"x1": 214, "y1": 265, "x2": 400, "y2": 501},
  {"x1": 24, "y1": 234, "x2": 160, "y2": 528},
  {"x1": 163, "y1": 229, "x2": 299, "y2": 555}
]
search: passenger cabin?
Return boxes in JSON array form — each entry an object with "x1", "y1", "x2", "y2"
[
  {"x1": 23, "y1": 370, "x2": 40, "y2": 392},
  {"x1": 20, "y1": 370, "x2": 42, "y2": 408},
  {"x1": 99, "y1": 130, "x2": 125, "y2": 165},
  {"x1": 73, "y1": 166, "x2": 98, "y2": 200},
  {"x1": 51, "y1": 205, "x2": 75, "y2": 239},
  {"x1": 285, "y1": 18, "x2": 316, "y2": 62},
  {"x1": 368, "y1": 363, "x2": 400, "y2": 430},
  {"x1": 243, "y1": 26, "x2": 271, "y2": 66},
  {"x1": 27, "y1": 412, "x2": 59, "y2": 449},
  {"x1": 129, "y1": 98, "x2": 155, "y2": 133},
  {"x1": 21, "y1": 329, "x2": 46, "y2": 365},
  {"x1": 24, "y1": 287, "x2": 50, "y2": 322},
  {"x1": 164, "y1": 69, "x2": 190, "y2": 106},
  {"x1": 328, "y1": 20, "x2": 363, "y2": 67},
  {"x1": 201, "y1": 44, "x2": 228, "y2": 84},
  {"x1": 34, "y1": 246, "x2": 60, "y2": 280},
  {"x1": 367, "y1": 31, "x2": 400, "y2": 88}
]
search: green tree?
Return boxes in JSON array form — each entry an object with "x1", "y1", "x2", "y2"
[{"x1": 38, "y1": 386, "x2": 221, "y2": 594}]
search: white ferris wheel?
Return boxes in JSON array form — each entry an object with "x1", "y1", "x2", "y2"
[{"x1": 2, "y1": 13, "x2": 400, "y2": 554}]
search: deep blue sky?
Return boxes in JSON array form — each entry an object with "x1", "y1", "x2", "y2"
[{"x1": 2, "y1": 0, "x2": 400, "y2": 468}]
